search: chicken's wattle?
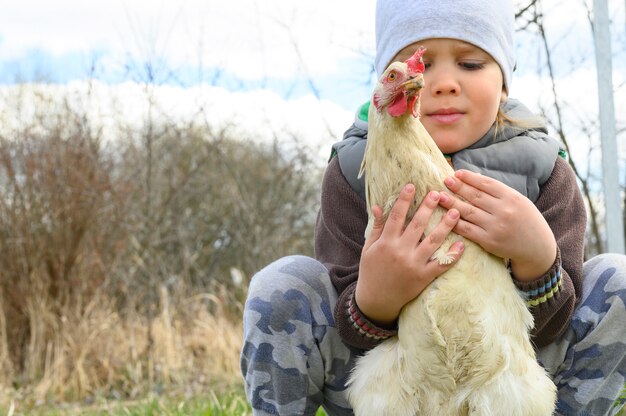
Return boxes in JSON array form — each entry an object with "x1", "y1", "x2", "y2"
[
  {"x1": 387, "y1": 91, "x2": 419, "y2": 118},
  {"x1": 387, "y1": 93, "x2": 409, "y2": 117}
]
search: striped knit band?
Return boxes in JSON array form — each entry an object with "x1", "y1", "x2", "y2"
[
  {"x1": 347, "y1": 291, "x2": 397, "y2": 340},
  {"x1": 518, "y1": 251, "x2": 563, "y2": 308},
  {"x1": 526, "y1": 267, "x2": 563, "y2": 307}
]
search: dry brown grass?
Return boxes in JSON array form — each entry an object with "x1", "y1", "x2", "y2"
[{"x1": 0, "y1": 285, "x2": 243, "y2": 406}]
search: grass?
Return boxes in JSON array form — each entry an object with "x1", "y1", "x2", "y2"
[
  {"x1": 2, "y1": 384, "x2": 623, "y2": 415},
  {"x1": 1, "y1": 388, "x2": 251, "y2": 416},
  {"x1": 1, "y1": 388, "x2": 333, "y2": 416}
]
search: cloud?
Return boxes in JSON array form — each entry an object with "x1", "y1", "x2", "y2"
[
  {"x1": 0, "y1": 0, "x2": 120, "y2": 57},
  {"x1": 0, "y1": 0, "x2": 375, "y2": 81},
  {"x1": 0, "y1": 81, "x2": 354, "y2": 162},
  {"x1": 216, "y1": 1, "x2": 374, "y2": 80}
]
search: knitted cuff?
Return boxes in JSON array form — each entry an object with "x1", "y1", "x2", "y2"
[
  {"x1": 514, "y1": 248, "x2": 563, "y2": 308},
  {"x1": 347, "y1": 291, "x2": 398, "y2": 341}
]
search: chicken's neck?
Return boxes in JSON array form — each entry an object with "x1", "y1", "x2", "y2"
[{"x1": 368, "y1": 112, "x2": 455, "y2": 200}]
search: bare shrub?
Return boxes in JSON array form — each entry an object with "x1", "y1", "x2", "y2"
[
  {"x1": 113, "y1": 119, "x2": 320, "y2": 312},
  {"x1": 0, "y1": 97, "x2": 130, "y2": 393},
  {"x1": 0, "y1": 86, "x2": 323, "y2": 403}
]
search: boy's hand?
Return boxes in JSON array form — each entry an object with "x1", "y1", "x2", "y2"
[
  {"x1": 438, "y1": 170, "x2": 557, "y2": 281},
  {"x1": 355, "y1": 184, "x2": 464, "y2": 327}
]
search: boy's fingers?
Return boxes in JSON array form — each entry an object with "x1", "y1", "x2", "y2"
[
  {"x1": 423, "y1": 240, "x2": 465, "y2": 274},
  {"x1": 382, "y1": 184, "x2": 415, "y2": 237},
  {"x1": 415, "y1": 208, "x2": 460, "y2": 257},
  {"x1": 443, "y1": 172, "x2": 500, "y2": 214},
  {"x1": 453, "y1": 169, "x2": 505, "y2": 195},
  {"x1": 403, "y1": 191, "x2": 440, "y2": 245},
  {"x1": 438, "y1": 191, "x2": 489, "y2": 225}
]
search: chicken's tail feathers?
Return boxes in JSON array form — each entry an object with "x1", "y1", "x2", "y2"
[
  {"x1": 448, "y1": 337, "x2": 556, "y2": 415},
  {"x1": 347, "y1": 337, "x2": 418, "y2": 416},
  {"x1": 456, "y1": 363, "x2": 556, "y2": 416}
]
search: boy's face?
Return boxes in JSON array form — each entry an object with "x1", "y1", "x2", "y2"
[{"x1": 393, "y1": 38, "x2": 505, "y2": 154}]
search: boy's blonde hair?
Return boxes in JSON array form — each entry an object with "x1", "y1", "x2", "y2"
[{"x1": 495, "y1": 105, "x2": 545, "y2": 137}]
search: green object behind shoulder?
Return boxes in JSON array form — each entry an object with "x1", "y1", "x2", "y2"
[{"x1": 358, "y1": 101, "x2": 370, "y2": 123}]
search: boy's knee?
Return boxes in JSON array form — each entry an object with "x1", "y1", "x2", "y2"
[
  {"x1": 577, "y1": 253, "x2": 626, "y2": 337},
  {"x1": 248, "y1": 255, "x2": 330, "y2": 299},
  {"x1": 583, "y1": 253, "x2": 626, "y2": 289},
  {"x1": 243, "y1": 255, "x2": 336, "y2": 332},
  {"x1": 583, "y1": 253, "x2": 626, "y2": 294},
  {"x1": 584, "y1": 253, "x2": 626, "y2": 277}
]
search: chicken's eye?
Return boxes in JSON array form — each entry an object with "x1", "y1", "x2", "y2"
[{"x1": 387, "y1": 72, "x2": 396, "y2": 82}]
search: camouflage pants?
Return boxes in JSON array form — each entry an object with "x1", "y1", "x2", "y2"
[{"x1": 240, "y1": 254, "x2": 626, "y2": 416}]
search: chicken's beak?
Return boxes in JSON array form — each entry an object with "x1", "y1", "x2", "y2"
[
  {"x1": 402, "y1": 75, "x2": 424, "y2": 93},
  {"x1": 402, "y1": 74, "x2": 424, "y2": 118}
]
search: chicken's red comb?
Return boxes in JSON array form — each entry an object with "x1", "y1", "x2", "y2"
[{"x1": 405, "y1": 46, "x2": 426, "y2": 74}]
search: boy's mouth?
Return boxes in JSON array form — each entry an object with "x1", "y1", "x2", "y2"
[{"x1": 428, "y1": 108, "x2": 464, "y2": 124}]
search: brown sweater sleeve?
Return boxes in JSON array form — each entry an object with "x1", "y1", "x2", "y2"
[
  {"x1": 514, "y1": 156, "x2": 586, "y2": 347},
  {"x1": 315, "y1": 157, "x2": 393, "y2": 349}
]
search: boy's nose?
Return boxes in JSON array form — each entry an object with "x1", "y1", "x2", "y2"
[
  {"x1": 430, "y1": 71, "x2": 460, "y2": 96},
  {"x1": 435, "y1": 85, "x2": 457, "y2": 95}
]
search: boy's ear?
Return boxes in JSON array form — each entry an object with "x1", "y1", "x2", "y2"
[{"x1": 501, "y1": 88, "x2": 508, "y2": 103}]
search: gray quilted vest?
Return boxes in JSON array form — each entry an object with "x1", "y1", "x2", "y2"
[{"x1": 331, "y1": 99, "x2": 564, "y2": 203}]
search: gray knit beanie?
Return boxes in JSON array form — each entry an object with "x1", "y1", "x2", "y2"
[{"x1": 375, "y1": 0, "x2": 516, "y2": 91}]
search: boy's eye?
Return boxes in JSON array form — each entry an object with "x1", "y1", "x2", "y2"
[{"x1": 459, "y1": 61, "x2": 485, "y2": 70}]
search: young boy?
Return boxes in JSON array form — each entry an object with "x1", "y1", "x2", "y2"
[{"x1": 241, "y1": 1, "x2": 626, "y2": 415}]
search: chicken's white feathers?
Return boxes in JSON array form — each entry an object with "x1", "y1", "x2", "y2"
[{"x1": 347, "y1": 48, "x2": 556, "y2": 416}]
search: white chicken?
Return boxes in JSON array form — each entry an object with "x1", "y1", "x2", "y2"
[{"x1": 346, "y1": 47, "x2": 557, "y2": 416}]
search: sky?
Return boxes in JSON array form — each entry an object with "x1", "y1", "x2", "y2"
[
  {"x1": 0, "y1": 0, "x2": 624, "y2": 164},
  {"x1": 0, "y1": 1, "x2": 374, "y2": 99}
]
